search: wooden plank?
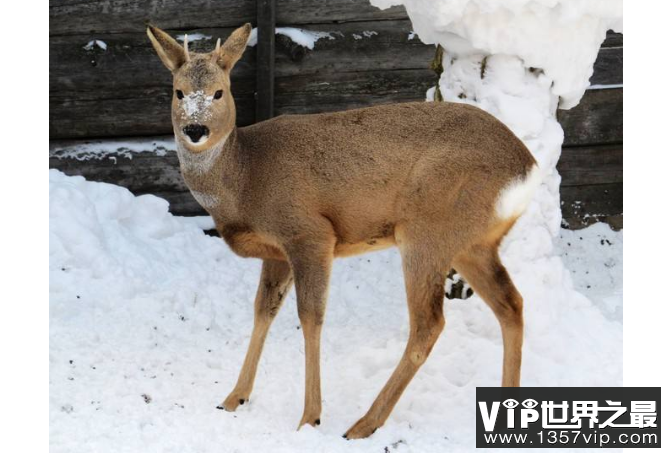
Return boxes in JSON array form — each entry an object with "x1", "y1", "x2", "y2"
[
  {"x1": 50, "y1": 150, "x2": 186, "y2": 193},
  {"x1": 276, "y1": 0, "x2": 408, "y2": 25},
  {"x1": 558, "y1": 145, "x2": 622, "y2": 187},
  {"x1": 51, "y1": 83, "x2": 621, "y2": 145},
  {"x1": 275, "y1": 69, "x2": 434, "y2": 115},
  {"x1": 558, "y1": 88, "x2": 622, "y2": 147},
  {"x1": 590, "y1": 46, "x2": 622, "y2": 86},
  {"x1": 49, "y1": 0, "x2": 256, "y2": 36},
  {"x1": 50, "y1": 88, "x2": 255, "y2": 139},
  {"x1": 51, "y1": 72, "x2": 617, "y2": 143},
  {"x1": 150, "y1": 191, "x2": 206, "y2": 216},
  {"x1": 49, "y1": 28, "x2": 257, "y2": 139},
  {"x1": 49, "y1": 0, "x2": 407, "y2": 36},
  {"x1": 50, "y1": 22, "x2": 618, "y2": 92},
  {"x1": 49, "y1": 137, "x2": 206, "y2": 216},
  {"x1": 49, "y1": 29, "x2": 256, "y2": 93},
  {"x1": 50, "y1": 19, "x2": 619, "y2": 142},
  {"x1": 601, "y1": 31, "x2": 623, "y2": 48},
  {"x1": 256, "y1": 0, "x2": 276, "y2": 121},
  {"x1": 274, "y1": 20, "x2": 433, "y2": 76},
  {"x1": 50, "y1": 136, "x2": 624, "y2": 226},
  {"x1": 560, "y1": 183, "x2": 623, "y2": 230}
]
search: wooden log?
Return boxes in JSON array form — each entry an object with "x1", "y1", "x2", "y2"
[
  {"x1": 50, "y1": 88, "x2": 256, "y2": 139},
  {"x1": 50, "y1": 20, "x2": 620, "y2": 142},
  {"x1": 256, "y1": 0, "x2": 276, "y2": 121},
  {"x1": 590, "y1": 46, "x2": 622, "y2": 86},
  {"x1": 558, "y1": 88, "x2": 622, "y2": 147},
  {"x1": 49, "y1": 136, "x2": 623, "y2": 229},
  {"x1": 560, "y1": 183, "x2": 623, "y2": 230},
  {"x1": 49, "y1": 137, "x2": 185, "y2": 191},
  {"x1": 49, "y1": 137, "x2": 207, "y2": 216},
  {"x1": 275, "y1": 69, "x2": 434, "y2": 114},
  {"x1": 50, "y1": 85, "x2": 621, "y2": 145},
  {"x1": 49, "y1": 29, "x2": 256, "y2": 93},
  {"x1": 601, "y1": 31, "x2": 623, "y2": 48},
  {"x1": 150, "y1": 191, "x2": 206, "y2": 216},
  {"x1": 558, "y1": 145, "x2": 622, "y2": 187},
  {"x1": 50, "y1": 0, "x2": 619, "y2": 49},
  {"x1": 49, "y1": 0, "x2": 256, "y2": 36},
  {"x1": 274, "y1": 20, "x2": 433, "y2": 76},
  {"x1": 49, "y1": 0, "x2": 408, "y2": 36},
  {"x1": 276, "y1": 0, "x2": 408, "y2": 25},
  {"x1": 50, "y1": 143, "x2": 624, "y2": 193},
  {"x1": 49, "y1": 28, "x2": 257, "y2": 139}
]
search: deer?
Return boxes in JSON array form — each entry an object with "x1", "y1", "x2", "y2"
[{"x1": 147, "y1": 23, "x2": 540, "y2": 439}]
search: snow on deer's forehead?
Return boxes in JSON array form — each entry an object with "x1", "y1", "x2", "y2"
[{"x1": 181, "y1": 90, "x2": 214, "y2": 120}]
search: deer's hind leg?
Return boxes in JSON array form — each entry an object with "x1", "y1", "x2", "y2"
[
  {"x1": 219, "y1": 259, "x2": 293, "y2": 411},
  {"x1": 344, "y1": 227, "x2": 451, "y2": 439},
  {"x1": 453, "y1": 241, "x2": 524, "y2": 387}
]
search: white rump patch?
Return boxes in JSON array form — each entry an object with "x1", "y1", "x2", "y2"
[{"x1": 494, "y1": 165, "x2": 541, "y2": 220}]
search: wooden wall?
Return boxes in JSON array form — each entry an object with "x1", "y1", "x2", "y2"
[
  {"x1": 49, "y1": 0, "x2": 622, "y2": 229},
  {"x1": 557, "y1": 34, "x2": 623, "y2": 230}
]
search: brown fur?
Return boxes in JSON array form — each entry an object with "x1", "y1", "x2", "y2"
[{"x1": 148, "y1": 23, "x2": 536, "y2": 439}]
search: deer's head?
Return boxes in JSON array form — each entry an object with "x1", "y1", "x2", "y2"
[{"x1": 147, "y1": 24, "x2": 251, "y2": 152}]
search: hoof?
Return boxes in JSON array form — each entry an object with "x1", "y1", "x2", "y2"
[
  {"x1": 344, "y1": 416, "x2": 380, "y2": 439},
  {"x1": 298, "y1": 415, "x2": 322, "y2": 429},
  {"x1": 220, "y1": 393, "x2": 248, "y2": 412}
]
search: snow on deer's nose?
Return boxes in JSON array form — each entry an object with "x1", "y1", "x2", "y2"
[{"x1": 181, "y1": 90, "x2": 214, "y2": 122}]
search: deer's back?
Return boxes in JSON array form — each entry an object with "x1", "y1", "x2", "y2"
[{"x1": 236, "y1": 102, "x2": 535, "y2": 252}]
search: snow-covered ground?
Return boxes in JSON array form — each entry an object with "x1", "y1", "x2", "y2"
[
  {"x1": 49, "y1": 170, "x2": 622, "y2": 452},
  {"x1": 557, "y1": 223, "x2": 623, "y2": 323}
]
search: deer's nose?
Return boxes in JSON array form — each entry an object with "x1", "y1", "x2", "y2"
[{"x1": 183, "y1": 124, "x2": 210, "y2": 143}]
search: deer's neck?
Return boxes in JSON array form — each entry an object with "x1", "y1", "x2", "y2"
[{"x1": 175, "y1": 127, "x2": 245, "y2": 217}]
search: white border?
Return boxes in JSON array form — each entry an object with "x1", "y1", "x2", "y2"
[
  {"x1": 1, "y1": 1, "x2": 49, "y2": 451},
  {"x1": 624, "y1": 3, "x2": 665, "y2": 450},
  {"x1": 5, "y1": 1, "x2": 664, "y2": 451}
]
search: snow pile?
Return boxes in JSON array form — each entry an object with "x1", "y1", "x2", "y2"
[
  {"x1": 371, "y1": 0, "x2": 622, "y2": 108},
  {"x1": 247, "y1": 27, "x2": 336, "y2": 50},
  {"x1": 557, "y1": 224, "x2": 623, "y2": 323},
  {"x1": 50, "y1": 168, "x2": 621, "y2": 451}
]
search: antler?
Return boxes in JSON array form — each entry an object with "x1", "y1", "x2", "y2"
[
  {"x1": 209, "y1": 37, "x2": 222, "y2": 64},
  {"x1": 183, "y1": 34, "x2": 191, "y2": 62}
]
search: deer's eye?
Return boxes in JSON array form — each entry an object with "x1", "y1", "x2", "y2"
[
  {"x1": 214, "y1": 90, "x2": 223, "y2": 100},
  {"x1": 175, "y1": 90, "x2": 184, "y2": 100}
]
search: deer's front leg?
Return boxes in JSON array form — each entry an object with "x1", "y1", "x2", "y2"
[
  {"x1": 219, "y1": 259, "x2": 293, "y2": 411},
  {"x1": 288, "y1": 236, "x2": 335, "y2": 429}
]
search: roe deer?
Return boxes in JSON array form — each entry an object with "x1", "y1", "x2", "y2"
[{"x1": 148, "y1": 23, "x2": 540, "y2": 439}]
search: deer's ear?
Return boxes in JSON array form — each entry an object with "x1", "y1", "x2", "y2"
[
  {"x1": 215, "y1": 23, "x2": 252, "y2": 71},
  {"x1": 147, "y1": 25, "x2": 188, "y2": 71}
]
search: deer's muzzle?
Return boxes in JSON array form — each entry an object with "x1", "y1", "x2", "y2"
[{"x1": 183, "y1": 124, "x2": 210, "y2": 143}]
